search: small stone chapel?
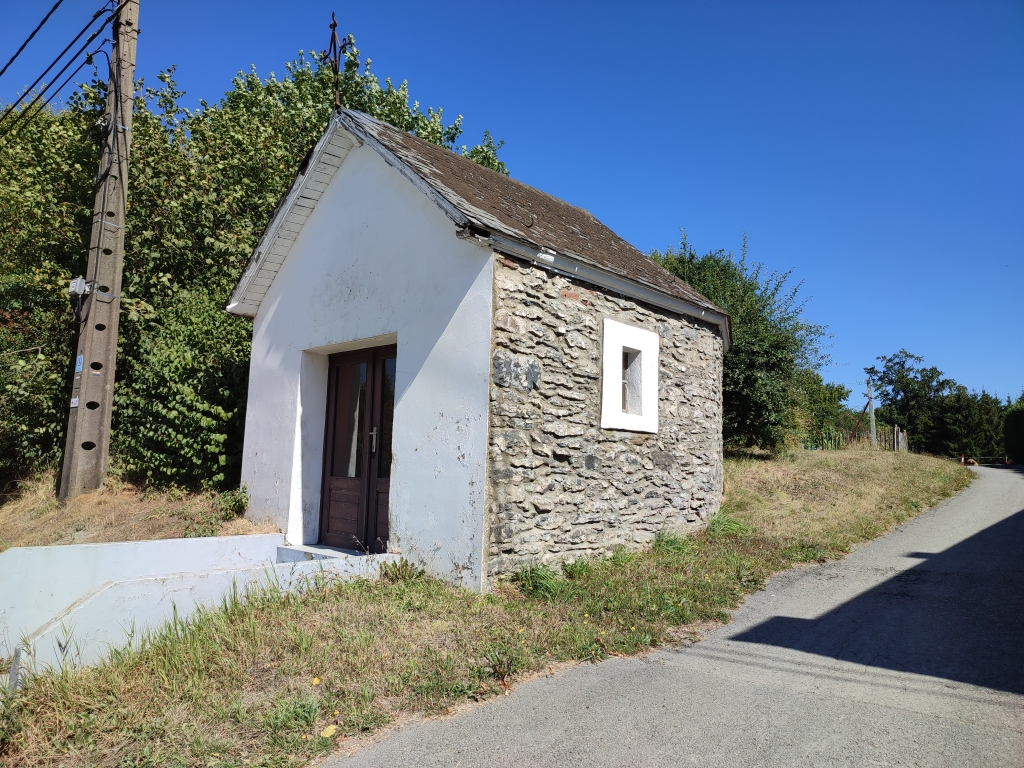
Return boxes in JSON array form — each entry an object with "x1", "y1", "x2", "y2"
[{"x1": 226, "y1": 109, "x2": 730, "y2": 590}]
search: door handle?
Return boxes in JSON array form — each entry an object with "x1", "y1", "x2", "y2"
[{"x1": 370, "y1": 427, "x2": 378, "y2": 454}]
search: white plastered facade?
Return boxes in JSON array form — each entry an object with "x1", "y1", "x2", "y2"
[{"x1": 240, "y1": 141, "x2": 494, "y2": 589}]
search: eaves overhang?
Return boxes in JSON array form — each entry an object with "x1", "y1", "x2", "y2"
[
  {"x1": 467, "y1": 231, "x2": 732, "y2": 351},
  {"x1": 225, "y1": 116, "x2": 361, "y2": 317},
  {"x1": 225, "y1": 111, "x2": 731, "y2": 351}
]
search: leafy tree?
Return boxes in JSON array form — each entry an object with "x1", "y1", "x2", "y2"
[
  {"x1": 0, "y1": 42, "x2": 506, "y2": 487},
  {"x1": 1005, "y1": 397, "x2": 1024, "y2": 463},
  {"x1": 652, "y1": 233, "x2": 832, "y2": 451},
  {"x1": 870, "y1": 350, "x2": 1008, "y2": 458},
  {"x1": 462, "y1": 130, "x2": 507, "y2": 175},
  {"x1": 867, "y1": 351, "x2": 952, "y2": 453},
  {"x1": 791, "y1": 367, "x2": 852, "y2": 447}
]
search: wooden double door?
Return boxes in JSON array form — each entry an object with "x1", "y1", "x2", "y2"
[{"x1": 319, "y1": 345, "x2": 396, "y2": 552}]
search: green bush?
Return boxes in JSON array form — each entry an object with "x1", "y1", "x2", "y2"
[
  {"x1": 652, "y1": 233, "x2": 831, "y2": 451},
  {"x1": 0, "y1": 42, "x2": 505, "y2": 489}
]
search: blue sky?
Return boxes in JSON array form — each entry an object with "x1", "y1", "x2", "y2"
[{"x1": 3, "y1": 0, "x2": 1022, "y2": 404}]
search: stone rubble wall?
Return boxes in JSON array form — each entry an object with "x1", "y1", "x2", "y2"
[{"x1": 485, "y1": 254, "x2": 725, "y2": 582}]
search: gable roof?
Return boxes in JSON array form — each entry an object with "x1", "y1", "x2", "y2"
[{"x1": 226, "y1": 110, "x2": 729, "y2": 347}]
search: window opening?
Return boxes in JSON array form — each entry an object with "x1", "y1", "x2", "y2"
[
  {"x1": 331, "y1": 361, "x2": 366, "y2": 479},
  {"x1": 622, "y1": 348, "x2": 642, "y2": 415},
  {"x1": 601, "y1": 318, "x2": 659, "y2": 433}
]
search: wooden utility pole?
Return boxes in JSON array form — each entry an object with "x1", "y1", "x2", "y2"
[
  {"x1": 867, "y1": 378, "x2": 878, "y2": 450},
  {"x1": 59, "y1": 0, "x2": 139, "y2": 502}
]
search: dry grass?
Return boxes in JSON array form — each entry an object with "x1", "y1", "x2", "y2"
[
  {"x1": 0, "y1": 451, "x2": 972, "y2": 767},
  {"x1": 724, "y1": 449, "x2": 971, "y2": 557},
  {"x1": 0, "y1": 471, "x2": 277, "y2": 553}
]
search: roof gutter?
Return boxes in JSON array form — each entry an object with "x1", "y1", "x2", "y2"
[{"x1": 465, "y1": 230, "x2": 731, "y2": 351}]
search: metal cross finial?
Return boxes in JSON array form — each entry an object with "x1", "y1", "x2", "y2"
[{"x1": 323, "y1": 12, "x2": 352, "y2": 112}]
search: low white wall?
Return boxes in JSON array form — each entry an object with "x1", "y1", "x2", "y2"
[
  {"x1": 0, "y1": 534, "x2": 283, "y2": 658},
  {"x1": 16, "y1": 554, "x2": 398, "y2": 676},
  {"x1": 241, "y1": 141, "x2": 493, "y2": 589}
]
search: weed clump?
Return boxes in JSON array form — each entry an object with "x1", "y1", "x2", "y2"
[
  {"x1": 561, "y1": 558, "x2": 592, "y2": 580},
  {"x1": 0, "y1": 685, "x2": 24, "y2": 757},
  {"x1": 652, "y1": 530, "x2": 693, "y2": 555},
  {"x1": 706, "y1": 512, "x2": 753, "y2": 538},
  {"x1": 379, "y1": 558, "x2": 426, "y2": 584},
  {"x1": 511, "y1": 564, "x2": 562, "y2": 599},
  {"x1": 484, "y1": 642, "x2": 526, "y2": 682}
]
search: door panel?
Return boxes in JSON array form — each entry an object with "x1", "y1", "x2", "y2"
[
  {"x1": 321, "y1": 357, "x2": 370, "y2": 550},
  {"x1": 367, "y1": 354, "x2": 396, "y2": 553},
  {"x1": 330, "y1": 361, "x2": 366, "y2": 479},
  {"x1": 320, "y1": 346, "x2": 396, "y2": 552}
]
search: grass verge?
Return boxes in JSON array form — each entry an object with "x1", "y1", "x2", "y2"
[
  {"x1": 0, "y1": 472, "x2": 272, "y2": 553},
  {"x1": 0, "y1": 451, "x2": 972, "y2": 766}
]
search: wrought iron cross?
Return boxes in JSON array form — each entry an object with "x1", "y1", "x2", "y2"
[{"x1": 323, "y1": 13, "x2": 353, "y2": 111}]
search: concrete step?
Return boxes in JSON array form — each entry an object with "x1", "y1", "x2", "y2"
[{"x1": 276, "y1": 544, "x2": 365, "y2": 562}]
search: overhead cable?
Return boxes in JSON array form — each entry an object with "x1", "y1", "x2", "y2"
[
  {"x1": 0, "y1": 0, "x2": 67, "y2": 81},
  {"x1": 1, "y1": 53, "x2": 98, "y2": 144},
  {"x1": 0, "y1": 3, "x2": 113, "y2": 127},
  {"x1": 0, "y1": 8, "x2": 123, "y2": 140}
]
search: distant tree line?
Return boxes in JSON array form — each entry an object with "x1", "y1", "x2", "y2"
[
  {"x1": 653, "y1": 237, "x2": 1023, "y2": 462},
  {"x1": 869, "y1": 350, "x2": 1024, "y2": 461}
]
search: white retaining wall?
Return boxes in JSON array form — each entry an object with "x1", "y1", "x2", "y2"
[
  {"x1": 14, "y1": 554, "x2": 398, "y2": 678},
  {"x1": 0, "y1": 534, "x2": 284, "y2": 659}
]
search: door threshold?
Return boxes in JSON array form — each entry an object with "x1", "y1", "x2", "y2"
[{"x1": 277, "y1": 543, "x2": 372, "y2": 563}]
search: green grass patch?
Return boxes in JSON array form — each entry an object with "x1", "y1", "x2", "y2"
[{"x1": 0, "y1": 451, "x2": 972, "y2": 767}]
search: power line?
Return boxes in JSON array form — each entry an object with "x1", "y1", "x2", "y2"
[
  {"x1": 0, "y1": 10, "x2": 121, "y2": 142},
  {"x1": 1, "y1": 53, "x2": 98, "y2": 144},
  {"x1": 0, "y1": 0, "x2": 66, "y2": 81},
  {"x1": 0, "y1": 3, "x2": 113, "y2": 127}
]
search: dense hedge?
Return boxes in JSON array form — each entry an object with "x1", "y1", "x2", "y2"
[
  {"x1": 653, "y1": 234, "x2": 840, "y2": 452},
  {"x1": 0, "y1": 45, "x2": 504, "y2": 488}
]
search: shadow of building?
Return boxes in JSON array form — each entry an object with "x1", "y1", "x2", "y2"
[{"x1": 732, "y1": 477, "x2": 1024, "y2": 694}]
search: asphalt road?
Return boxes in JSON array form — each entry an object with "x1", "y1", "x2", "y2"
[{"x1": 329, "y1": 466, "x2": 1024, "y2": 767}]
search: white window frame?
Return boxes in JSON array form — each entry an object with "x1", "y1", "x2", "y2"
[{"x1": 600, "y1": 318, "x2": 659, "y2": 433}]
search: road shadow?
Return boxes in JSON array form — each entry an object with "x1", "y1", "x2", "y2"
[{"x1": 732, "y1": 495, "x2": 1024, "y2": 694}]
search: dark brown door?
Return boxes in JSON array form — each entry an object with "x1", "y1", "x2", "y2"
[{"x1": 319, "y1": 345, "x2": 396, "y2": 552}]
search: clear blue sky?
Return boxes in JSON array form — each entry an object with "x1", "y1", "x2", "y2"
[{"x1": 3, "y1": 0, "x2": 1022, "y2": 405}]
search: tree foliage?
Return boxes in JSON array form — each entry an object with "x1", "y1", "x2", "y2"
[
  {"x1": 652, "y1": 233, "x2": 836, "y2": 451},
  {"x1": 0, "y1": 42, "x2": 506, "y2": 487},
  {"x1": 1004, "y1": 399, "x2": 1024, "y2": 463},
  {"x1": 870, "y1": 350, "x2": 1011, "y2": 458}
]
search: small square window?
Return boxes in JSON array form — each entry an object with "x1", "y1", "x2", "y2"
[{"x1": 601, "y1": 319, "x2": 659, "y2": 433}]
